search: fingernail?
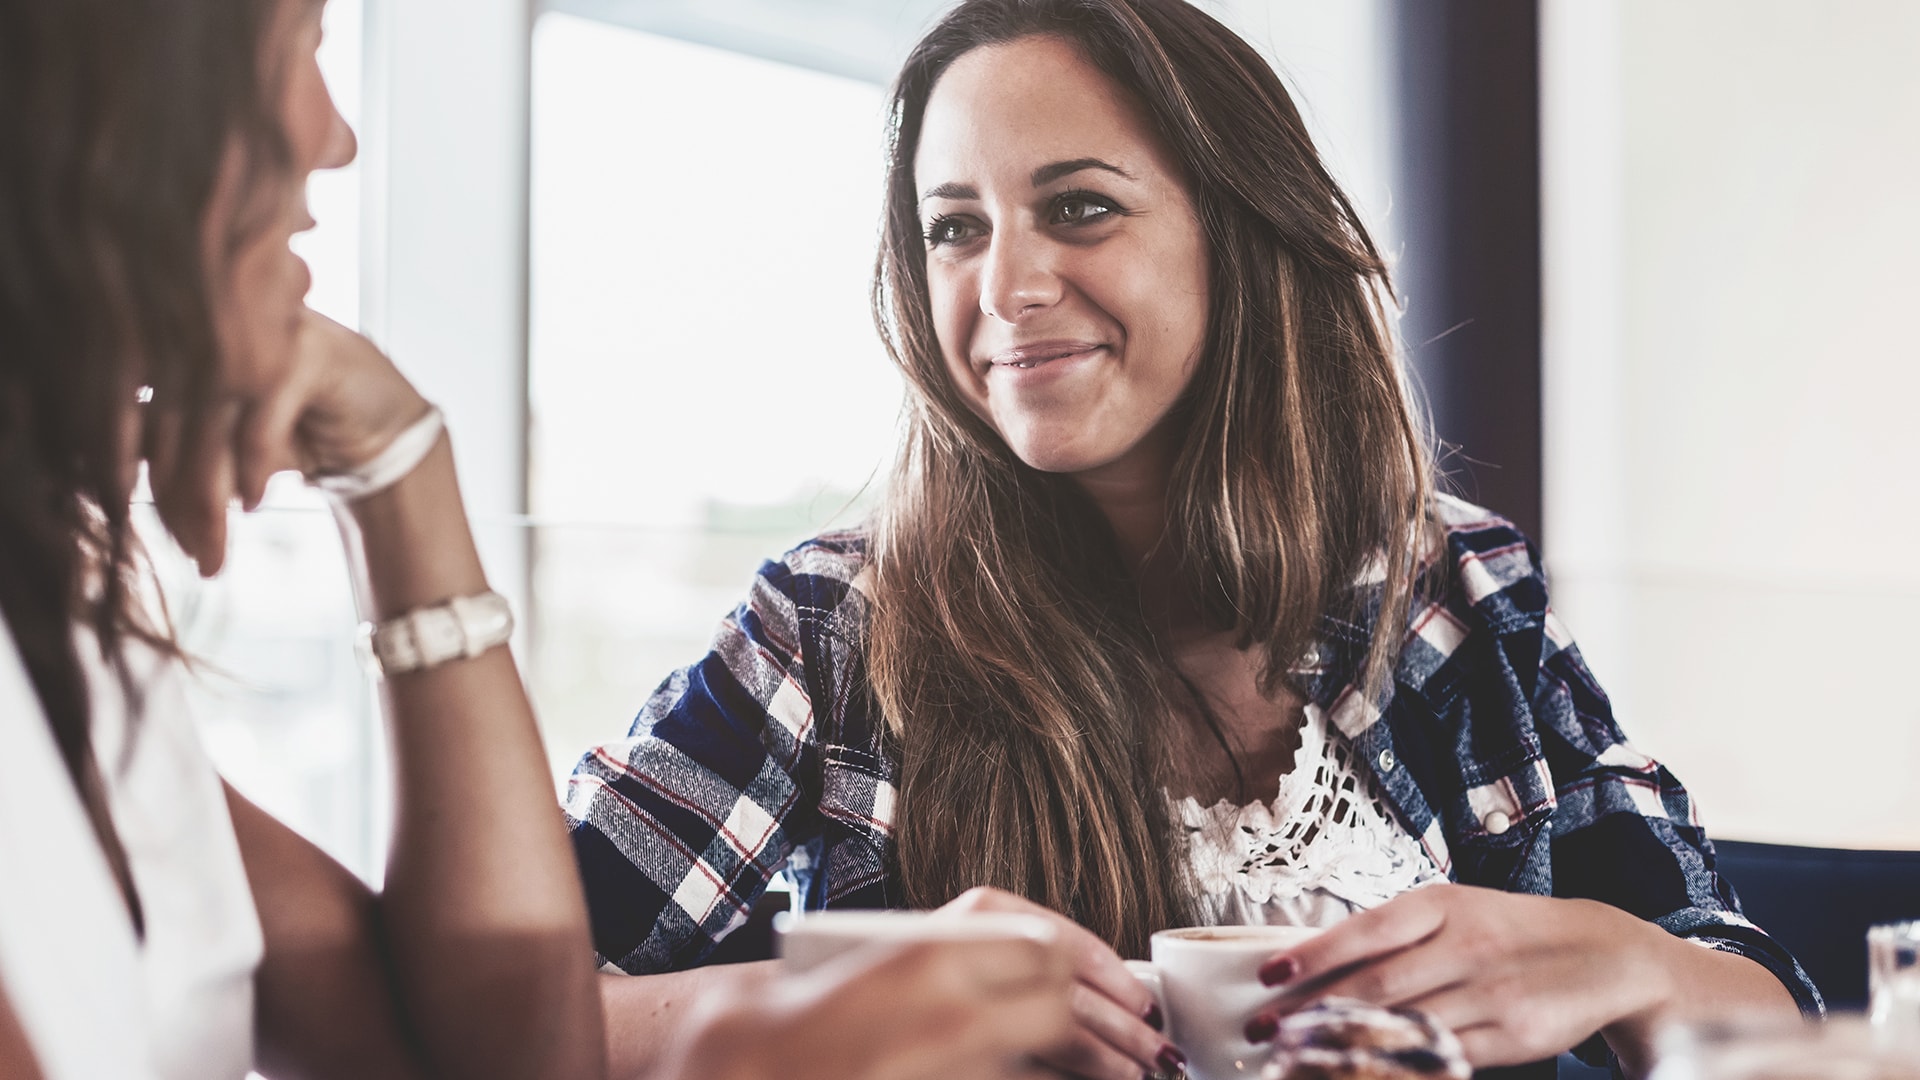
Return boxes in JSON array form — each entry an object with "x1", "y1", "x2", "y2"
[
  {"x1": 1257, "y1": 956, "x2": 1297, "y2": 986},
  {"x1": 1143, "y1": 1002, "x2": 1164, "y2": 1031},
  {"x1": 1245, "y1": 1013, "x2": 1278, "y2": 1043},
  {"x1": 1157, "y1": 1045, "x2": 1187, "y2": 1073}
]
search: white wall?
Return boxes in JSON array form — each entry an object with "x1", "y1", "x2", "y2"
[
  {"x1": 1544, "y1": 0, "x2": 1920, "y2": 849},
  {"x1": 1213, "y1": 0, "x2": 1398, "y2": 256}
]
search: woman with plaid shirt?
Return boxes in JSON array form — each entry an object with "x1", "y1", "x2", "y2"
[{"x1": 569, "y1": 1, "x2": 1818, "y2": 1077}]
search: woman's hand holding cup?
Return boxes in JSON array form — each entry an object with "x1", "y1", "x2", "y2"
[
  {"x1": 666, "y1": 917, "x2": 1078, "y2": 1080},
  {"x1": 1129, "y1": 924, "x2": 1324, "y2": 1080},
  {"x1": 938, "y1": 887, "x2": 1180, "y2": 1080}
]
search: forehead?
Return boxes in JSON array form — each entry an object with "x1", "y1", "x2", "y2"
[{"x1": 914, "y1": 35, "x2": 1174, "y2": 192}]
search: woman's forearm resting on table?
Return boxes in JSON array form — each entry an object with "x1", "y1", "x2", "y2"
[
  {"x1": 1600, "y1": 915, "x2": 1803, "y2": 1076},
  {"x1": 599, "y1": 963, "x2": 777, "y2": 1079}
]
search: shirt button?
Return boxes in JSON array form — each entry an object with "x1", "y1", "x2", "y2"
[
  {"x1": 1376, "y1": 749, "x2": 1396, "y2": 772},
  {"x1": 1302, "y1": 645, "x2": 1322, "y2": 667},
  {"x1": 1482, "y1": 810, "x2": 1512, "y2": 836}
]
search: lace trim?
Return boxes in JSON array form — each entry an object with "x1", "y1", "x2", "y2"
[{"x1": 1172, "y1": 702, "x2": 1445, "y2": 912}]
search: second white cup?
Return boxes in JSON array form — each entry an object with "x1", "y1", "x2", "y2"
[{"x1": 774, "y1": 908, "x2": 1059, "y2": 972}]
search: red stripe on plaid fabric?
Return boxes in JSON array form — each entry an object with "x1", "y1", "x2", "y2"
[{"x1": 587, "y1": 745, "x2": 803, "y2": 859}]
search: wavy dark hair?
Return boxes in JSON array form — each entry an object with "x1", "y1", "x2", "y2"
[
  {"x1": 868, "y1": 0, "x2": 1434, "y2": 957},
  {"x1": 0, "y1": 0, "x2": 284, "y2": 932}
]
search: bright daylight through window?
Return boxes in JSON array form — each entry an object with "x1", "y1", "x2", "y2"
[{"x1": 527, "y1": 15, "x2": 901, "y2": 775}]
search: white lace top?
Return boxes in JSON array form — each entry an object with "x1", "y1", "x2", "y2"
[{"x1": 1172, "y1": 701, "x2": 1446, "y2": 929}]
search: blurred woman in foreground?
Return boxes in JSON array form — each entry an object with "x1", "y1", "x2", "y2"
[{"x1": 0, "y1": 0, "x2": 1071, "y2": 1077}]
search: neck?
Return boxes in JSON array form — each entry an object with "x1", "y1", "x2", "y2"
[{"x1": 1070, "y1": 426, "x2": 1203, "y2": 635}]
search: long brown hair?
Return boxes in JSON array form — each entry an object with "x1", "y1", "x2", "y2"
[
  {"x1": 0, "y1": 0, "x2": 282, "y2": 932},
  {"x1": 867, "y1": 0, "x2": 1433, "y2": 957}
]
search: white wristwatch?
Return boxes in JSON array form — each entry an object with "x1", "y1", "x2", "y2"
[{"x1": 358, "y1": 590, "x2": 514, "y2": 677}]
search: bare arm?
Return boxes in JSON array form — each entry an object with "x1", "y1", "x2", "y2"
[
  {"x1": 342, "y1": 431, "x2": 605, "y2": 1079},
  {"x1": 599, "y1": 965, "x2": 774, "y2": 1079},
  {"x1": 154, "y1": 312, "x2": 606, "y2": 1079},
  {"x1": 1598, "y1": 913, "x2": 1801, "y2": 1077},
  {"x1": 225, "y1": 784, "x2": 422, "y2": 1080}
]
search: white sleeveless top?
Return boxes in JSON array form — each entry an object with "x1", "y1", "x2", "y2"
[
  {"x1": 0, "y1": 624, "x2": 262, "y2": 1080},
  {"x1": 1173, "y1": 701, "x2": 1446, "y2": 928}
]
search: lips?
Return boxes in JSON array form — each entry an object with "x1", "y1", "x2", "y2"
[{"x1": 985, "y1": 340, "x2": 1105, "y2": 371}]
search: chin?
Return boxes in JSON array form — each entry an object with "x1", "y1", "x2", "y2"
[{"x1": 1002, "y1": 434, "x2": 1115, "y2": 476}]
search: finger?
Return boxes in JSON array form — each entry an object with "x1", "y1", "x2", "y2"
[
  {"x1": 1070, "y1": 941, "x2": 1159, "y2": 1027},
  {"x1": 1258, "y1": 888, "x2": 1451, "y2": 991},
  {"x1": 1065, "y1": 978, "x2": 1169, "y2": 1071},
  {"x1": 1404, "y1": 953, "x2": 1607, "y2": 1069},
  {"x1": 284, "y1": 308, "x2": 432, "y2": 474},
  {"x1": 142, "y1": 405, "x2": 184, "y2": 495},
  {"x1": 952, "y1": 934, "x2": 1078, "y2": 994},
  {"x1": 840, "y1": 943, "x2": 1078, "y2": 1080},
  {"x1": 971, "y1": 984, "x2": 1081, "y2": 1067},
  {"x1": 904, "y1": 983, "x2": 1077, "y2": 1071},
  {"x1": 233, "y1": 352, "x2": 322, "y2": 510},
  {"x1": 1400, "y1": 984, "x2": 1493, "y2": 1043},
  {"x1": 1404, "y1": 984, "x2": 1563, "y2": 1070},
  {"x1": 1034, "y1": 1026, "x2": 1154, "y2": 1080},
  {"x1": 1448, "y1": 1020, "x2": 1533, "y2": 1071},
  {"x1": 944, "y1": 888, "x2": 1158, "y2": 1024},
  {"x1": 150, "y1": 400, "x2": 242, "y2": 576},
  {"x1": 1293, "y1": 942, "x2": 1473, "y2": 1012}
]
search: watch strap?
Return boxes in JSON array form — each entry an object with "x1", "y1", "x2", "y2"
[{"x1": 360, "y1": 590, "x2": 513, "y2": 677}]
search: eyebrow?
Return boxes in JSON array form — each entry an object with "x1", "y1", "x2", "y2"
[
  {"x1": 1031, "y1": 157, "x2": 1134, "y2": 186},
  {"x1": 917, "y1": 157, "x2": 1136, "y2": 206}
]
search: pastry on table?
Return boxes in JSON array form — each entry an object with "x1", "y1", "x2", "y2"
[{"x1": 1260, "y1": 997, "x2": 1471, "y2": 1080}]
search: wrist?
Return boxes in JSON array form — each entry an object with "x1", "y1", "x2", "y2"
[
  {"x1": 1599, "y1": 908, "x2": 1681, "y2": 1076},
  {"x1": 336, "y1": 434, "x2": 489, "y2": 618},
  {"x1": 308, "y1": 403, "x2": 442, "y2": 502}
]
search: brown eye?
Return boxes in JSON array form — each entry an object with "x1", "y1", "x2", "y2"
[
  {"x1": 1050, "y1": 194, "x2": 1117, "y2": 225},
  {"x1": 924, "y1": 217, "x2": 980, "y2": 246}
]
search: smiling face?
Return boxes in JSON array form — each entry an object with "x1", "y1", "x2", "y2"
[
  {"x1": 914, "y1": 34, "x2": 1211, "y2": 482},
  {"x1": 202, "y1": 0, "x2": 355, "y2": 395}
]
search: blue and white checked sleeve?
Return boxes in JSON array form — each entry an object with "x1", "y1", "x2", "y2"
[{"x1": 564, "y1": 553, "x2": 829, "y2": 974}]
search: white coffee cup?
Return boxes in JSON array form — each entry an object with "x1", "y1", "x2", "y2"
[
  {"x1": 1126, "y1": 924, "x2": 1324, "y2": 1080},
  {"x1": 774, "y1": 909, "x2": 1059, "y2": 972}
]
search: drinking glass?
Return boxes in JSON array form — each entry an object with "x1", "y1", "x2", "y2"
[{"x1": 1872, "y1": 921, "x2": 1920, "y2": 1035}]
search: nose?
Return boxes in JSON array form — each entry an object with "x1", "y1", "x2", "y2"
[
  {"x1": 978, "y1": 228, "x2": 1061, "y2": 322},
  {"x1": 318, "y1": 92, "x2": 357, "y2": 172}
]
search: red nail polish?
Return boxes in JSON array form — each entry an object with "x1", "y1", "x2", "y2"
[
  {"x1": 1258, "y1": 956, "x2": 1297, "y2": 986},
  {"x1": 1157, "y1": 1045, "x2": 1187, "y2": 1073},
  {"x1": 1143, "y1": 1002, "x2": 1164, "y2": 1031},
  {"x1": 1245, "y1": 1013, "x2": 1278, "y2": 1043}
]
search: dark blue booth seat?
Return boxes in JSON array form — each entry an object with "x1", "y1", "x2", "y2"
[{"x1": 1711, "y1": 838, "x2": 1920, "y2": 1011}]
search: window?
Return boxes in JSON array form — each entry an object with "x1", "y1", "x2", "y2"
[{"x1": 526, "y1": 15, "x2": 900, "y2": 772}]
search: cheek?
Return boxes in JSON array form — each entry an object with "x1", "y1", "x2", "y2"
[
  {"x1": 925, "y1": 265, "x2": 980, "y2": 387},
  {"x1": 1140, "y1": 241, "x2": 1210, "y2": 384},
  {"x1": 209, "y1": 235, "x2": 306, "y2": 394}
]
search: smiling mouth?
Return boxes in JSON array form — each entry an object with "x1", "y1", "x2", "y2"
[{"x1": 987, "y1": 342, "x2": 1104, "y2": 371}]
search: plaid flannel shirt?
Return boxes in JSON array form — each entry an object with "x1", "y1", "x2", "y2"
[{"x1": 565, "y1": 496, "x2": 1821, "y2": 1036}]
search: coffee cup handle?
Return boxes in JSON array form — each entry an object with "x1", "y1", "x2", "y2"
[{"x1": 1123, "y1": 959, "x2": 1166, "y2": 1025}]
